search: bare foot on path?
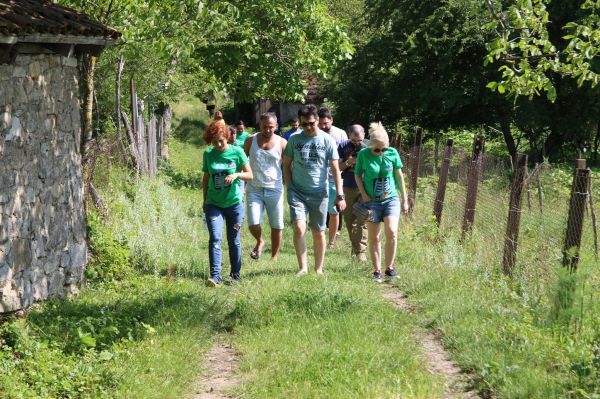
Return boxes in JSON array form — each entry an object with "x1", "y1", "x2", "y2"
[
  {"x1": 189, "y1": 338, "x2": 241, "y2": 399},
  {"x1": 381, "y1": 285, "x2": 478, "y2": 399}
]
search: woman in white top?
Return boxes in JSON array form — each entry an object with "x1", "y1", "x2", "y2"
[{"x1": 243, "y1": 112, "x2": 287, "y2": 261}]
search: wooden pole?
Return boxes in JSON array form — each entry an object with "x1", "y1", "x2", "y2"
[
  {"x1": 562, "y1": 159, "x2": 590, "y2": 272},
  {"x1": 408, "y1": 127, "x2": 423, "y2": 213},
  {"x1": 130, "y1": 78, "x2": 138, "y2": 138},
  {"x1": 535, "y1": 163, "x2": 544, "y2": 213},
  {"x1": 433, "y1": 139, "x2": 454, "y2": 227},
  {"x1": 461, "y1": 136, "x2": 485, "y2": 238},
  {"x1": 115, "y1": 53, "x2": 127, "y2": 162},
  {"x1": 588, "y1": 175, "x2": 598, "y2": 260},
  {"x1": 503, "y1": 154, "x2": 528, "y2": 275},
  {"x1": 120, "y1": 111, "x2": 140, "y2": 175}
]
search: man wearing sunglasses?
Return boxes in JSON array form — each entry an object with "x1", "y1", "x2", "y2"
[{"x1": 283, "y1": 105, "x2": 346, "y2": 275}]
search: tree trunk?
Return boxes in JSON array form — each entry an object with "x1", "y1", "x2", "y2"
[
  {"x1": 434, "y1": 130, "x2": 440, "y2": 173},
  {"x1": 159, "y1": 102, "x2": 172, "y2": 161},
  {"x1": 80, "y1": 54, "x2": 97, "y2": 214},
  {"x1": 544, "y1": 129, "x2": 564, "y2": 161},
  {"x1": 593, "y1": 122, "x2": 600, "y2": 166},
  {"x1": 500, "y1": 119, "x2": 517, "y2": 168},
  {"x1": 82, "y1": 55, "x2": 96, "y2": 147}
]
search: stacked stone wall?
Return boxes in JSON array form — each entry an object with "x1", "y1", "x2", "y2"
[{"x1": 0, "y1": 53, "x2": 87, "y2": 312}]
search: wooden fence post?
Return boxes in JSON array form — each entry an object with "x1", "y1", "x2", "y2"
[
  {"x1": 138, "y1": 115, "x2": 147, "y2": 174},
  {"x1": 562, "y1": 159, "x2": 590, "y2": 272},
  {"x1": 408, "y1": 127, "x2": 423, "y2": 213},
  {"x1": 461, "y1": 136, "x2": 485, "y2": 238},
  {"x1": 503, "y1": 154, "x2": 528, "y2": 275},
  {"x1": 433, "y1": 139, "x2": 454, "y2": 227}
]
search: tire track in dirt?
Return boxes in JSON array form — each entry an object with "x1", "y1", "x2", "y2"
[
  {"x1": 381, "y1": 285, "x2": 479, "y2": 399},
  {"x1": 189, "y1": 338, "x2": 241, "y2": 399}
]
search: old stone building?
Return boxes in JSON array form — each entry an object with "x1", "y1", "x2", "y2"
[{"x1": 0, "y1": 0, "x2": 119, "y2": 312}]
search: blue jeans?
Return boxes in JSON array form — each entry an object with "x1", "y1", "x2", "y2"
[{"x1": 205, "y1": 202, "x2": 244, "y2": 282}]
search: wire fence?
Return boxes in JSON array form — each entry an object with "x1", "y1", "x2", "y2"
[{"x1": 395, "y1": 132, "x2": 598, "y2": 278}]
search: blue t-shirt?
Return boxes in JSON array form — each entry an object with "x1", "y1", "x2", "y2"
[
  {"x1": 338, "y1": 139, "x2": 367, "y2": 188},
  {"x1": 284, "y1": 131, "x2": 338, "y2": 194},
  {"x1": 283, "y1": 128, "x2": 302, "y2": 141}
]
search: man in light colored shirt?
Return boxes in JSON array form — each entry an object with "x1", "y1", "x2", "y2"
[
  {"x1": 283, "y1": 105, "x2": 346, "y2": 275},
  {"x1": 243, "y1": 113, "x2": 287, "y2": 261},
  {"x1": 318, "y1": 107, "x2": 348, "y2": 250}
]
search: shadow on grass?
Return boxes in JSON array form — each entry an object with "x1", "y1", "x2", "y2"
[
  {"x1": 174, "y1": 117, "x2": 207, "y2": 146},
  {"x1": 25, "y1": 285, "x2": 234, "y2": 356}
]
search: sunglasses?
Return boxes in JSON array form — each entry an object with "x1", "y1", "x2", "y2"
[
  {"x1": 301, "y1": 121, "x2": 317, "y2": 127},
  {"x1": 372, "y1": 147, "x2": 388, "y2": 153}
]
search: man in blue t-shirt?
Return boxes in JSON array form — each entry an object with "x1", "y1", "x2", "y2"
[
  {"x1": 338, "y1": 124, "x2": 369, "y2": 262},
  {"x1": 283, "y1": 105, "x2": 346, "y2": 275},
  {"x1": 283, "y1": 117, "x2": 302, "y2": 140}
]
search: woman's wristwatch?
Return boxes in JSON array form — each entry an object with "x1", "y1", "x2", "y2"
[{"x1": 336, "y1": 194, "x2": 345, "y2": 201}]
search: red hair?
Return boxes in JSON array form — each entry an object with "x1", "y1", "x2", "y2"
[{"x1": 203, "y1": 121, "x2": 231, "y2": 144}]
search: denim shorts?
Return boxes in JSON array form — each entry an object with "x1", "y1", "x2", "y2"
[
  {"x1": 369, "y1": 196, "x2": 400, "y2": 223},
  {"x1": 246, "y1": 185, "x2": 284, "y2": 229},
  {"x1": 287, "y1": 184, "x2": 328, "y2": 231}
]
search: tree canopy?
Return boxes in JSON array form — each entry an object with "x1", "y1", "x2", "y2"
[{"x1": 60, "y1": 0, "x2": 353, "y2": 109}]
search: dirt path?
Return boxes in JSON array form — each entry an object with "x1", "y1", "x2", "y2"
[
  {"x1": 188, "y1": 338, "x2": 241, "y2": 399},
  {"x1": 381, "y1": 285, "x2": 478, "y2": 399}
]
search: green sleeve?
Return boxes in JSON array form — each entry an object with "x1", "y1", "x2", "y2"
[
  {"x1": 392, "y1": 149, "x2": 403, "y2": 170},
  {"x1": 355, "y1": 150, "x2": 364, "y2": 175}
]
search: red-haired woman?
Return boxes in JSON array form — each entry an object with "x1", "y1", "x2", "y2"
[{"x1": 202, "y1": 121, "x2": 253, "y2": 286}]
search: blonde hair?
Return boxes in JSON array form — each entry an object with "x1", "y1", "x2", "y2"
[{"x1": 368, "y1": 122, "x2": 389, "y2": 146}]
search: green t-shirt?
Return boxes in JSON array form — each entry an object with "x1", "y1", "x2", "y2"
[
  {"x1": 202, "y1": 145, "x2": 249, "y2": 208},
  {"x1": 236, "y1": 131, "x2": 250, "y2": 147},
  {"x1": 355, "y1": 147, "x2": 403, "y2": 201}
]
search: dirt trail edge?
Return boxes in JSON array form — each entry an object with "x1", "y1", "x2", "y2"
[
  {"x1": 381, "y1": 285, "x2": 478, "y2": 399},
  {"x1": 189, "y1": 338, "x2": 241, "y2": 399}
]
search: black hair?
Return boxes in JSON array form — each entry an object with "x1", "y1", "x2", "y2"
[
  {"x1": 235, "y1": 120, "x2": 245, "y2": 126},
  {"x1": 317, "y1": 107, "x2": 332, "y2": 119},
  {"x1": 298, "y1": 104, "x2": 318, "y2": 119}
]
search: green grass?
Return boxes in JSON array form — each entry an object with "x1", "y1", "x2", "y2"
[{"x1": 2, "y1": 98, "x2": 600, "y2": 398}]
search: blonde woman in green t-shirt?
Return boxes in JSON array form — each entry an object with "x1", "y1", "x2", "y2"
[{"x1": 354, "y1": 123, "x2": 409, "y2": 283}]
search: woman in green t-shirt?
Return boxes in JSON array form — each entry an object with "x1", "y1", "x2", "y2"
[
  {"x1": 354, "y1": 123, "x2": 409, "y2": 283},
  {"x1": 202, "y1": 121, "x2": 253, "y2": 287}
]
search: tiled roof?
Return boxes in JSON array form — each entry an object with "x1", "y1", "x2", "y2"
[{"x1": 0, "y1": 0, "x2": 120, "y2": 40}]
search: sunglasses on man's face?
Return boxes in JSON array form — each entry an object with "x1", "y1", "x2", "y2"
[
  {"x1": 301, "y1": 121, "x2": 317, "y2": 128},
  {"x1": 372, "y1": 147, "x2": 388, "y2": 153}
]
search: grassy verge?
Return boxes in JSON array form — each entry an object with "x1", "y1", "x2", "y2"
[{"x1": 2, "y1": 97, "x2": 599, "y2": 398}]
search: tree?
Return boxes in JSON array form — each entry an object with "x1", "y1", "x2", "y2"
[
  {"x1": 485, "y1": 0, "x2": 600, "y2": 102},
  {"x1": 485, "y1": 0, "x2": 600, "y2": 160}
]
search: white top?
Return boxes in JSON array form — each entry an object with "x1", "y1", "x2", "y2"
[
  {"x1": 248, "y1": 134, "x2": 283, "y2": 189},
  {"x1": 328, "y1": 125, "x2": 348, "y2": 145},
  {"x1": 326, "y1": 125, "x2": 347, "y2": 182}
]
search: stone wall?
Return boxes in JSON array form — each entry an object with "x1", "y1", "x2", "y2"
[{"x1": 0, "y1": 52, "x2": 87, "y2": 312}]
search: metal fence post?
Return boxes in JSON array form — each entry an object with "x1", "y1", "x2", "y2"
[
  {"x1": 503, "y1": 154, "x2": 528, "y2": 275},
  {"x1": 433, "y1": 139, "x2": 454, "y2": 227}
]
